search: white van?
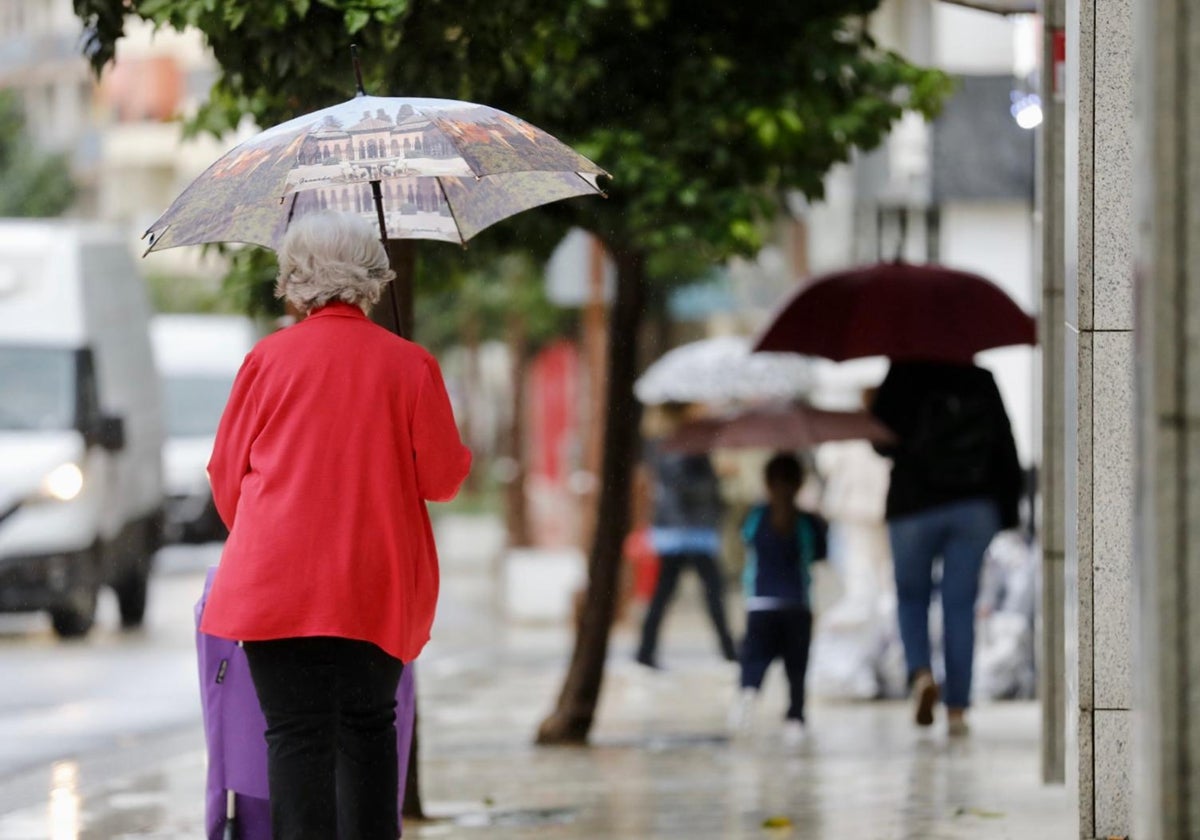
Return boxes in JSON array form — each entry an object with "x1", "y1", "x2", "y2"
[
  {"x1": 150, "y1": 314, "x2": 258, "y2": 543},
  {"x1": 0, "y1": 221, "x2": 164, "y2": 637}
]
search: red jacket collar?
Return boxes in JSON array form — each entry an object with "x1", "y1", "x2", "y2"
[{"x1": 305, "y1": 301, "x2": 368, "y2": 320}]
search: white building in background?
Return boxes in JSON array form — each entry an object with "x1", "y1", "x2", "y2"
[{"x1": 0, "y1": 0, "x2": 244, "y2": 280}]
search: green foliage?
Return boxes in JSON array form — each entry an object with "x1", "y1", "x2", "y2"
[
  {"x1": 145, "y1": 271, "x2": 225, "y2": 313},
  {"x1": 218, "y1": 246, "x2": 285, "y2": 316},
  {"x1": 415, "y1": 252, "x2": 573, "y2": 354},
  {"x1": 72, "y1": 0, "x2": 952, "y2": 315},
  {"x1": 0, "y1": 92, "x2": 77, "y2": 217}
]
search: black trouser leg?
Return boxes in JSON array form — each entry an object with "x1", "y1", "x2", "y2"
[
  {"x1": 779, "y1": 608, "x2": 813, "y2": 722},
  {"x1": 336, "y1": 644, "x2": 404, "y2": 840},
  {"x1": 692, "y1": 551, "x2": 737, "y2": 660},
  {"x1": 637, "y1": 555, "x2": 685, "y2": 665},
  {"x1": 244, "y1": 637, "x2": 404, "y2": 840},
  {"x1": 739, "y1": 610, "x2": 782, "y2": 691}
]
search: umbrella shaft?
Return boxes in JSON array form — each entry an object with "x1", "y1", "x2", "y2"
[{"x1": 367, "y1": 180, "x2": 405, "y2": 334}]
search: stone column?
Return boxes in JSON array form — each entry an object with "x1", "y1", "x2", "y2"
[
  {"x1": 1038, "y1": 0, "x2": 1068, "y2": 787},
  {"x1": 1131, "y1": 0, "x2": 1200, "y2": 836},
  {"x1": 1064, "y1": 0, "x2": 1135, "y2": 836}
]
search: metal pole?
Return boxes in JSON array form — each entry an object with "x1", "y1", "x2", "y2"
[{"x1": 1037, "y1": 0, "x2": 1067, "y2": 787}]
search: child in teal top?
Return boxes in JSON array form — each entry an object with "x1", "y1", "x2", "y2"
[{"x1": 730, "y1": 453, "x2": 828, "y2": 741}]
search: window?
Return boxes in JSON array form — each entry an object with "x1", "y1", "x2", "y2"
[
  {"x1": 0, "y1": 345, "x2": 76, "y2": 431},
  {"x1": 161, "y1": 374, "x2": 235, "y2": 438}
]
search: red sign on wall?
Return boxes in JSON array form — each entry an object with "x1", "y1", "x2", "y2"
[{"x1": 1052, "y1": 28, "x2": 1066, "y2": 103}]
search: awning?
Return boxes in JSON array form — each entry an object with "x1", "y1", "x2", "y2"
[{"x1": 940, "y1": 0, "x2": 1036, "y2": 14}]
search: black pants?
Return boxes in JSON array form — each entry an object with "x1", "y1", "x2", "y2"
[
  {"x1": 637, "y1": 551, "x2": 737, "y2": 664},
  {"x1": 243, "y1": 636, "x2": 404, "y2": 840},
  {"x1": 739, "y1": 608, "x2": 813, "y2": 722}
]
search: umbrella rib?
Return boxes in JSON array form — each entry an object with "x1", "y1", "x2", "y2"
[
  {"x1": 435, "y1": 178, "x2": 468, "y2": 246},
  {"x1": 573, "y1": 170, "x2": 607, "y2": 197},
  {"x1": 284, "y1": 192, "x2": 299, "y2": 227}
]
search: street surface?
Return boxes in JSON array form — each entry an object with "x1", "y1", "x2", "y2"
[
  {"x1": 0, "y1": 519, "x2": 1074, "y2": 839},
  {"x1": 0, "y1": 544, "x2": 217, "y2": 819}
]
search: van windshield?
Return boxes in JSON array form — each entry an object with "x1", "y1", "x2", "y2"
[
  {"x1": 0, "y1": 346, "x2": 76, "y2": 431},
  {"x1": 162, "y1": 374, "x2": 235, "y2": 438}
]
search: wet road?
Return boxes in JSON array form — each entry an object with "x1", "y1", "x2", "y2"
[{"x1": 0, "y1": 545, "x2": 216, "y2": 811}]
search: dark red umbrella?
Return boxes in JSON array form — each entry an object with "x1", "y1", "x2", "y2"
[
  {"x1": 752, "y1": 261, "x2": 1036, "y2": 362},
  {"x1": 662, "y1": 404, "x2": 895, "y2": 454}
]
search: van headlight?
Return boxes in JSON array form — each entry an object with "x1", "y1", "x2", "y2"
[{"x1": 37, "y1": 463, "x2": 85, "y2": 502}]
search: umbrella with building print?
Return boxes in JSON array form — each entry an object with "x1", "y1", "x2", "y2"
[{"x1": 144, "y1": 94, "x2": 607, "y2": 255}]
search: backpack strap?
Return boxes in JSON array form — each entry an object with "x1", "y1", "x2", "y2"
[
  {"x1": 740, "y1": 506, "x2": 767, "y2": 596},
  {"x1": 796, "y1": 515, "x2": 815, "y2": 608},
  {"x1": 741, "y1": 505, "x2": 766, "y2": 544}
]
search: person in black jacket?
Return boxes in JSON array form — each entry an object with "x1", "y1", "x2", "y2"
[{"x1": 870, "y1": 360, "x2": 1022, "y2": 736}]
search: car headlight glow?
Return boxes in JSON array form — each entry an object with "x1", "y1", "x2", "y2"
[{"x1": 40, "y1": 463, "x2": 84, "y2": 502}]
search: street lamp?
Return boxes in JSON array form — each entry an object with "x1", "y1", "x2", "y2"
[{"x1": 1011, "y1": 91, "x2": 1043, "y2": 130}]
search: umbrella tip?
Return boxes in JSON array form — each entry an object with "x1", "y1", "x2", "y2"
[{"x1": 351, "y1": 44, "x2": 366, "y2": 97}]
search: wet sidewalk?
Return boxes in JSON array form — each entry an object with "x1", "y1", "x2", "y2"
[{"x1": 0, "y1": 516, "x2": 1074, "y2": 838}]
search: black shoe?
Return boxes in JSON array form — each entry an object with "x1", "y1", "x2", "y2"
[{"x1": 635, "y1": 652, "x2": 661, "y2": 670}]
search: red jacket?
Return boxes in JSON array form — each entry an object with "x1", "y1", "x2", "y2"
[{"x1": 199, "y1": 302, "x2": 471, "y2": 662}]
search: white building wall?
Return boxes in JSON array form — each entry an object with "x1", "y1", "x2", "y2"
[
  {"x1": 933, "y1": 3, "x2": 1018, "y2": 72},
  {"x1": 940, "y1": 202, "x2": 1037, "y2": 466}
]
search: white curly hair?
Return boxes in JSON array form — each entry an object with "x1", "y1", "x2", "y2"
[{"x1": 275, "y1": 211, "x2": 395, "y2": 313}]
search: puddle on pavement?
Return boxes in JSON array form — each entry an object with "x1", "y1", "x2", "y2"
[
  {"x1": 455, "y1": 806, "x2": 577, "y2": 828},
  {"x1": 415, "y1": 806, "x2": 577, "y2": 833},
  {"x1": 595, "y1": 732, "x2": 731, "y2": 751}
]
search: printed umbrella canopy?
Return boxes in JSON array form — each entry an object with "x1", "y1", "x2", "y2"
[
  {"x1": 144, "y1": 94, "x2": 608, "y2": 254},
  {"x1": 752, "y1": 261, "x2": 1036, "y2": 363}
]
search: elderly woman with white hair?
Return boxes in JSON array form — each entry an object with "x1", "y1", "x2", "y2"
[{"x1": 200, "y1": 210, "x2": 471, "y2": 839}]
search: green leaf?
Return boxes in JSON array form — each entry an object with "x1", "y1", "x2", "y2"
[{"x1": 345, "y1": 8, "x2": 370, "y2": 33}]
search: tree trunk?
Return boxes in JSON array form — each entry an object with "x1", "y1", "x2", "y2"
[
  {"x1": 504, "y1": 310, "x2": 531, "y2": 546},
  {"x1": 368, "y1": 239, "x2": 426, "y2": 820},
  {"x1": 535, "y1": 249, "x2": 645, "y2": 745}
]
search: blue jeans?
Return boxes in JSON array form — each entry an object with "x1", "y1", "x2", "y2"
[{"x1": 888, "y1": 498, "x2": 1000, "y2": 709}]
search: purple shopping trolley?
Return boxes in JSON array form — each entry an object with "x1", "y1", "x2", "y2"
[{"x1": 195, "y1": 568, "x2": 416, "y2": 839}]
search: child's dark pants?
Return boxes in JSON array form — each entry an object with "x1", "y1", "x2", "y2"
[{"x1": 739, "y1": 607, "x2": 813, "y2": 722}]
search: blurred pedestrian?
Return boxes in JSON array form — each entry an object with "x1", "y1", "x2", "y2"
[
  {"x1": 870, "y1": 360, "x2": 1022, "y2": 737},
  {"x1": 728, "y1": 453, "x2": 828, "y2": 743},
  {"x1": 808, "y1": 437, "x2": 901, "y2": 700},
  {"x1": 200, "y1": 211, "x2": 472, "y2": 839},
  {"x1": 635, "y1": 403, "x2": 738, "y2": 668}
]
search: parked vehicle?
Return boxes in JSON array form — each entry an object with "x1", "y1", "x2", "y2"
[
  {"x1": 0, "y1": 221, "x2": 164, "y2": 637},
  {"x1": 151, "y1": 314, "x2": 257, "y2": 543}
]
